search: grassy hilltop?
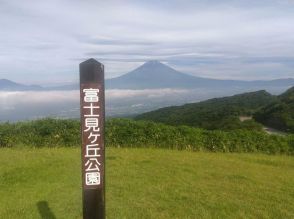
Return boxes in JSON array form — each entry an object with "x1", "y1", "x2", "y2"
[{"x1": 0, "y1": 147, "x2": 293, "y2": 219}]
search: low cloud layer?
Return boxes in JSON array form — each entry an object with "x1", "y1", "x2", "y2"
[
  {"x1": 1, "y1": 89, "x2": 192, "y2": 120},
  {"x1": 0, "y1": 88, "x2": 189, "y2": 109},
  {"x1": 0, "y1": 0, "x2": 294, "y2": 84},
  {"x1": 0, "y1": 88, "x2": 224, "y2": 121},
  {"x1": 0, "y1": 84, "x2": 288, "y2": 121},
  {"x1": 107, "y1": 89, "x2": 189, "y2": 99}
]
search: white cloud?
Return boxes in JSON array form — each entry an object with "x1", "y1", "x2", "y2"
[
  {"x1": 0, "y1": 0, "x2": 294, "y2": 83},
  {"x1": 106, "y1": 88, "x2": 189, "y2": 99},
  {"x1": 0, "y1": 89, "x2": 189, "y2": 109}
]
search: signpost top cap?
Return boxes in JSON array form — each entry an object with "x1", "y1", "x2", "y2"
[
  {"x1": 80, "y1": 58, "x2": 104, "y2": 83},
  {"x1": 80, "y1": 58, "x2": 103, "y2": 67}
]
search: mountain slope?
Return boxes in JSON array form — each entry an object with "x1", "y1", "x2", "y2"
[
  {"x1": 254, "y1": 86, "x2": 294, "y2": 133},
  {"x1": 135, "y1": 90, "x2": 277, "y2": 130},
  {"x1": 106, "y1": 60, "x2": 206, "y2": 89},
  {"x1": 1, "y1": 61, "x2": 293, "y2": 91},
  {"x1": 0, "y1": 79, "x2": 42, "y2": 91},
  {"x1": 106, "y1": 60, "x2": 294, "y2": 89}
]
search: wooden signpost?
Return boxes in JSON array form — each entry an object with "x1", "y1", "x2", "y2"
[{"x1": 80, "y1": 58, "x2": 105, "y2": 219}]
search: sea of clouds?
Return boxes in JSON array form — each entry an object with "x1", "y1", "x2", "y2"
[
  {"x1": 0, "y1": 88, "x2": 216, "y2": 121},
  {"x1": 0, "y1": 86, "x2": 287, "y2": 121}
]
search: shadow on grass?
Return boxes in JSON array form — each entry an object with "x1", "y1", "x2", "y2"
[{"x1": 37, "y1": 201, "x2": 56, "y2": 219}]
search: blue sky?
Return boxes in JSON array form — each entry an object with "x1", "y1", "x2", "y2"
[{"x1": 0, "y1": 0, "x2": 294, "y2": 85}]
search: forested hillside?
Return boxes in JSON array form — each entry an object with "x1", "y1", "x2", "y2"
[
  {"x1": 254, "y1": 86, "x2": 294, "y2": 133},
  {"x1": 135, "y1": 90, "x2": 277, "y2": 130}
]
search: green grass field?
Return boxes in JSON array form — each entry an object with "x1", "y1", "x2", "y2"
[{"x1": 0, "y1": 148, "x2": 293, "y2": 219}]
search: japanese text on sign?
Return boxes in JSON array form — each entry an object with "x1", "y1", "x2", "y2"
[{"x1": 82, "y1": 88, "x2": 102, "y2": 186}]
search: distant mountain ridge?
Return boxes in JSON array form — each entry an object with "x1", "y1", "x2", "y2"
[
  {"x1": 0, "y1": 79, "x2": 42, "y2": 91},
  {"x1": 105, "y1": 60, "x2": 294, "y2": 89},
  {"x1": 106, "y1": 60, "x2": 203, "y2": 89},
  {"x1": 0, "y1": 61, "x2": 293, "y2": 91}
]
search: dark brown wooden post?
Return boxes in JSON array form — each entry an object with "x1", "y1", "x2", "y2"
[{"x1": 79, "y1": 58, "x2": 105, "y2": 219}]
